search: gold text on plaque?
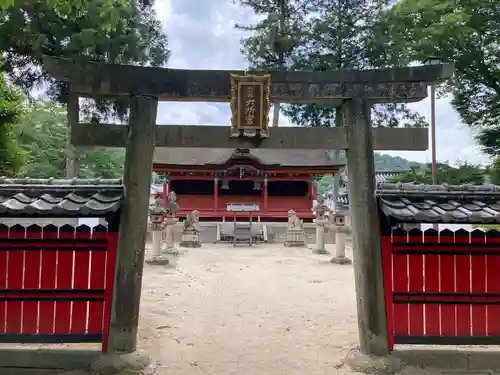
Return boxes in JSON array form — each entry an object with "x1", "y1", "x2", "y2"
[{"x1": 230, "y1": 73, "x2": 271, "y2": 138}]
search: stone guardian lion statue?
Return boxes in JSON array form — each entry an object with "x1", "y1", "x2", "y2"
[
  {"x1": 183, "y1": 209, "x2": 200, "y2": 232},
  {"x1": 287, "y1": 209, "x2": 303, "y2": 230}
]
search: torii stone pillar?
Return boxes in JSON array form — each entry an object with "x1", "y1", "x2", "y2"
[
  {"x1": 108, "y1": 95, "x2": 158, "y2": 353},
  {"x1": 344, "y1": 99, "x2": 389, "y2": 356}
]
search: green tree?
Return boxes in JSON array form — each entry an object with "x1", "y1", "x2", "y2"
[
  {"x1": 486, "y1": 158, "x2": 500, "y2": 185},
  {"x1": 236, "y1": 0, "x2": 428, "y2": 129},
  {"x1": 0, "y1": 0, "x2": 169, "y2": 119},
  {"x1": 474, "y1": 158, "x2": 500, "y2": 231},
  {"x1": 391, "y1": 163, "x2": 485, "y2": 185},
  {"x1": 1, "y1": 0, "x2": 169, "y2": 176},
  {"x1": 0, "y1": 73, "x2": 25, "y2": 176},
  {"x1": 1, "y1": 0, "x2": 125, "y2": 16},
  {"x1": 371, "y1": 0, "x2": 500, "y2": 155},
  {"x1": 16, "y1": 101, "x2": 124, "y2": 178}
]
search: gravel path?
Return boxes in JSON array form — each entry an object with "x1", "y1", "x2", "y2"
[{"x1": 137, "y1": 243, "x2": 363, "y2": 374}]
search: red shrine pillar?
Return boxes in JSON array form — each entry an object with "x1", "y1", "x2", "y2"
[
  {"x1": 214, "y1": 178, "x2": 219, "y2": 211},
  {"x1": 308, "y1": 179, "x2": 317, "y2": 201},
  {"x1": 263, "y1": 177, "x2": 268, "y2": 211}
]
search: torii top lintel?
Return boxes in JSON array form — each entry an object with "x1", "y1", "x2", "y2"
[{"x1": 42, "y1": 56, "x2": 454, "y2": 104}]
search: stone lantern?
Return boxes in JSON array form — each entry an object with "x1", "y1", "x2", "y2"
[
  {"x1": 312, "y1": 201, "x2": 330, "y2": 254},
  {"x1": 330, "y1": 210, "x2": 352, "y2": 265},
  {"x1": 164, "y1": 191, "x2": 180, "y2": 255},
  {"x1": 146, "y1": 198, "x2": 169, "y2": 265}
]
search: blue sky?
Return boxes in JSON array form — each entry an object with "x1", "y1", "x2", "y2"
[{"x1": 152, "y1": 0, "x2": 489, "y2": 165}]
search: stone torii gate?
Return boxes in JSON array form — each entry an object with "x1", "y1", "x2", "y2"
[{"x1": 43, "y1": 56, "x2": 453, "y2": 363}]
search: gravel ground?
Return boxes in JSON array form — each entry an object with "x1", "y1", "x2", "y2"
[
  {"x1": 136, "y1": 243, "x2": 438, "y2": 375},
  {"x1": 138, "y1": 243, "x2": 354, "y2": 374}
]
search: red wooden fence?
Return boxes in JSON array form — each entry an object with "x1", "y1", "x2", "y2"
[
  {"x1": 381, "y1": 228, "x2": 500, "y2": 351},
  {"x1": 0, "y1": 223, "x2": 117, "y2": 352}
]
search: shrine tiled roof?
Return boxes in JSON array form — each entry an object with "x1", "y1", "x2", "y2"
[
  {"x1": 325, "y1": 170, "x2": 409, "y2": 208},
  {"x1": 339, "y1": 169, "x2": 409, "y2": 187},
  {"x1": 153, "y1": 148, "x2": 340, "y2": 169},
  {"x1": 0, "y1": 177, "x2": 124, "y2": 217},
  {"x1": 376, "y1": 183, "x2": 500, "y2": 224}
]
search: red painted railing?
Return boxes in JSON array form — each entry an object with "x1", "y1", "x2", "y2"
[
  {"x1": 381, "y1": 228, "x2": 500, "y2": 351},
  {"x1": 0, "y1": 224, "x2": 117, "y2": 352},
  {"x1": 173, "y1": 195, "x2": 313, "y2": 219}
]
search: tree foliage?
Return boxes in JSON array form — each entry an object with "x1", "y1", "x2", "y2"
[
  {"x1": 486, "y1": 158, "x2": 500, "y2": 185},
  {"x1": 372, "y1": 0, "x2": 500, "y2": 155},
  {"x1": 0, "y1": 73, "x2": 24, "y2": 176},
  {"x1": 16, "y1": 101, "x2": 124, "y2": 178},
  {"x1": 0, "y1": 0, "x2": 169, "y2": 119},
  {"x1": 390, "y1": 163, "x2": 485, "y2": 185},
  {"x1": 236, "y1": 0, "x2": 428, "y2": 129}
]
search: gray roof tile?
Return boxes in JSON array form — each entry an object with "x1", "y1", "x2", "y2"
[
  {"x1": 153, "y1": 148, "x2": 338, "y2": 168},
  {"x1": 340, "y1": 169, "x2": 409, "y2": 187},
  {"x1": 376, "y1": 183, "x2": 500, "y2": 224},
  {"x1": 0, "y1": 177, "x2": 124, "y2": 217}
]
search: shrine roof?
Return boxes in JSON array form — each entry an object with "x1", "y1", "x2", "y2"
[
  {"x1": 376, "y1": 183, "x2": 500, "y2": 224},
  {"x1": 0, "y1": 177, "x2": 124, "y2": 217},
  {"x1": 153, "y1": 148, "x2": 341, "y2": 170},
  {"x1": 339, "y1": 168, "x2": 409, "y2": 187}
]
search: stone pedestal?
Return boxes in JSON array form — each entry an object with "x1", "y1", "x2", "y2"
[
  {"x1": 164, "y1": 217, "x2": 179, "y2": 255},
  {"x1": 180, "y1": 229, "x2": 201, "y2": 248},
  {"x1": 284, "y1": 229, "x2": 306, "y2": 247},
  {"x1": 146, "y1": 222, "x2": 169, "y2": 266},
  {"x1": 330, "y1": 226, "x2": 352, "y2": 265},
  {"x1": 344, "y1": 348, "x2": 403, "y2": 375},
  {"x1": 313, "y1": 218, "x2": 330, "y2": 254}
]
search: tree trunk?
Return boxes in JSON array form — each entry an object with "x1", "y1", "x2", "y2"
[
  {"x1": 66, "y1": 93, "x2": 79, "y2": 178},
  {"x1": 332, "y1": 106, "x2": 343, "y2": 211},
  {"x1": 272, "y1": 0, "x2": 286, "y2": 128}
]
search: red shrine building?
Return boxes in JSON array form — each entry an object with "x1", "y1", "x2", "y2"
[{"x1": 152, "y1": 148, "x2": 342, "y2": 222}]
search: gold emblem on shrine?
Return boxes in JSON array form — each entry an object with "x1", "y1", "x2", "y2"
[{"x1": 230, "y1": 73, "x2": 271, "y2": 138}]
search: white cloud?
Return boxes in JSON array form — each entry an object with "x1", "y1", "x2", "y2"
[
  {"x1": 153, "y1": 0, "x2": 172, "y2": 26},
  {"x1": 154, "y1": 0, "x2": 489, "y2": 165},
  {"x1": 156, "y1": 102, "x2": 229, "y2": 125},
  {"x1": 385, "y1": 95, "x2": 490, "y2": 166}
]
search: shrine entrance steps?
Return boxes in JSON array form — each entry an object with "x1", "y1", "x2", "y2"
[{"x1": 217, "y1": 222, "x2": 266, "y2": 245}]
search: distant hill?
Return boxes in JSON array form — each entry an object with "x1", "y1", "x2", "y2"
[
  {"x1": 318, "y1": 151, "x2": 420, "y2": 194},
  {"x1": 374, "y1": 153, "x2": 417, "y2": 170},
  {"x1": 330, "y1": 151, "x2": 420, "y2": 171}
]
